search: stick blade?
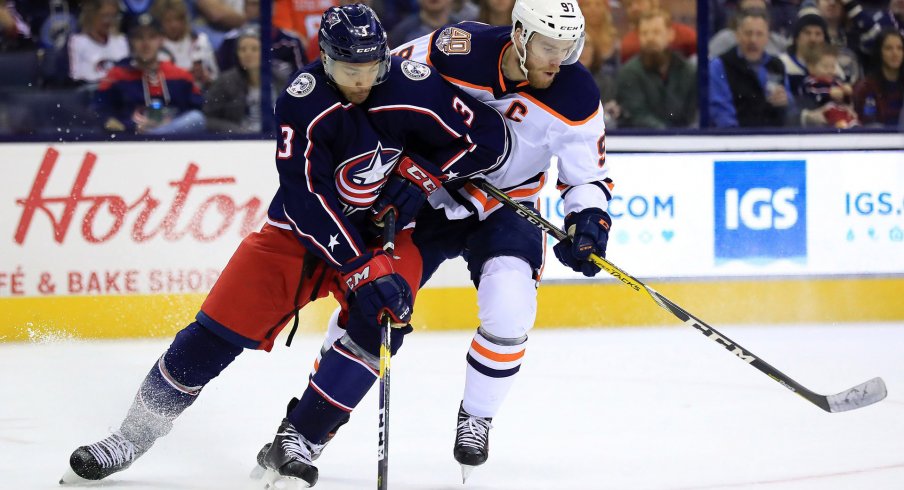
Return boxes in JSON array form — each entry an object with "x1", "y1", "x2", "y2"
[{"x1": 827, "y1": 377, "x2": 887, "y2": 413}]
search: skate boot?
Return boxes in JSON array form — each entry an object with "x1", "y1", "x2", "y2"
[
  {"x1": 255, "y1": 418, "x2": 325, "y2": 489},
  {"x1": 453, "y1": 402, "x2": 493, "y2": 483},
  {"x1": 60, "y1": 432, "x2": 148, "y2": 484}
]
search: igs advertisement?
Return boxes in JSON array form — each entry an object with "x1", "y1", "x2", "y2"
[{"x1": 539, "y1": 150, "x2": 904, "y2": 280}]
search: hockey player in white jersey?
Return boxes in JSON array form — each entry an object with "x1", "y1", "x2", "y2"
[{"x1": 317, "y1": 0, "x2": 614, "y2": 481}]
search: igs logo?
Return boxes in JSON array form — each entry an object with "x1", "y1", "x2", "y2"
[{"x1": 714, "y1": 160, "x2": 807, "y2": 262}]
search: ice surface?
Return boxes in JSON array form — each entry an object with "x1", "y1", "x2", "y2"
[{"x1": 2, "y1": 323, "x2": 903, "y2": 489}]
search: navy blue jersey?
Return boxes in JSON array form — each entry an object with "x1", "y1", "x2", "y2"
[
  {"x1": 362, "y1": 56, "x2": 510, "y2": 183},
  {"x1": 268, "y1": 63, "x2": 400, "y2": 270},
  {"x1": 267, "y1": 58, "x2": 510, "y2": 269}
]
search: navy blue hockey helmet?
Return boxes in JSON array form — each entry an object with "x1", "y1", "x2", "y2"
[{"x1": 318, "y1": 4, "x2": 390, "y2": 85}]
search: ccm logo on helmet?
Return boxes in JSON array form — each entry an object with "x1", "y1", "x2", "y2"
[{"x1": 356, "y1": 46, "x2": 378, "y2": 53}]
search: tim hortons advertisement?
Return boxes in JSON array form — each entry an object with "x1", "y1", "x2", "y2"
[{"x1": 0, "y1": 142, "x2": 276, "y2": 298}]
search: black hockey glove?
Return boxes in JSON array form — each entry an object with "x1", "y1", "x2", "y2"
[
  {"x1": 371, "y1": 156, "x2": 442, "y2": 232},
  {"x1": 553, "y1": 208, "x2": 612, "y2": 277},
  {"x1": 341, "y1": 251, "x2": 413, "y2": 326}
]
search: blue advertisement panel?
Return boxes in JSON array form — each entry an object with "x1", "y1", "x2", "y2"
[{"x1": 713, "y1": 160, "x2": 807, "y2": 264}]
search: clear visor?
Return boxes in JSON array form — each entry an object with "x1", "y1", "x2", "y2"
[
  {"x1": 525, "y1": 33, "x2": 580, "y2": 64},
  {"x1": 323, "y1": 55, "x2": 390, "y2": 88}
]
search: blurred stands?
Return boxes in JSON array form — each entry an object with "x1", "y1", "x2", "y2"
[{"x1": 1, "y1": 0, "x2": 902, "y2": 137}]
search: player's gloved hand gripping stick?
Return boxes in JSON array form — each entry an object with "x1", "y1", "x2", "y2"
[{"x1": 477, "y1": 180, "x2": 887, "y2": 413}]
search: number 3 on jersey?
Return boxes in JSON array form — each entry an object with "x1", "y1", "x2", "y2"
[
  {"x1": 452, "y1": 97, "x2": 474, "y2": 127},
  {"x1": 278, "y1": 125, "x2": 295, "y2": 159}
]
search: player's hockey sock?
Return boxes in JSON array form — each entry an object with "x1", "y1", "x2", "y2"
[
  {"x1": 463, "y1": 328, "x2": 527, "y2": 418},
  {"x1": 289, "y1": 336, "x2": 378, "y2": 444},
  {"x1": 313, "y1": 307, "x2": 346, "y2": 374},
  {"x1": 120, "y1": 322, "x2": 242, "y2": 448}
]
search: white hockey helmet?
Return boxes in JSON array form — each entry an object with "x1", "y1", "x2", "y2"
[{"x1": 510, "y1": 0, "x2": 586, "y2": 77}]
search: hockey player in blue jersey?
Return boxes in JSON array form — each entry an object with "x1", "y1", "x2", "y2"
[
  {"x1": 391, "y1": 0, "x2": 614, "y2": 481},
  {"x1": 60, "y1": 5, "x2": 508, "y2": 487}
]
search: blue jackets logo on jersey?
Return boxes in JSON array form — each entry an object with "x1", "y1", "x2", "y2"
[
  {"x1": 714, "y1": 160, "x2": 807, "y2": 263},
  {"x1": 287, "y1": 73, "x2": 316, "y2": 98},
  {"x1": 401, "y1": 60, "x2": 430, "y2": 80},
  {"x1": 335, "y1": 142, "x2": 402, "y2": 210}
]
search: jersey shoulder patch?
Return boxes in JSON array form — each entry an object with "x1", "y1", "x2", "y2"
[
  {"x1": 286, "y1": 72, "x2": 316, "y2": 98},
  {"x1": 400, "y1": 60, "x2": 430, "y2": 81},
  {"x1": 434, "y1": 25, "x2": 474, "y2": 56}
]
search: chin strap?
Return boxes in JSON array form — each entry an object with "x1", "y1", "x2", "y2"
[{"x1": 510, "y1": 25, "x2": 531, "y2": 79}]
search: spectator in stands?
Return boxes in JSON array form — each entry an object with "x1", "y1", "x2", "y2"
[
  {"x1": 770, "y1": 0, "x2": 804, "y2": 41},
  {"x1": 617, "y1": 9, "x2": 697, "y2": 128},
  {"x1": 178, "y1": 0, "x2": 250, "y2": 50},
  {"x1": 800, "y1": 44, "x2": 859, "y2": 126},
  {"x1": 152, "y1": 0, "x2": 219, "y2": 89},
  {"x1": 380, "y1": 0, "x2": 418, "y2": 31},
  {"x1": 581, "y1": 0, "x2": 619, "y2": 65},
  {"x1": 580, "y1": 35, "x2": 620, "y2": 128},
  {"x1": 14, "y1": 0, "x2": 78, "y2": 49},
  {"x1": 204, "y1": 29, "x2": 271, "y2": 133},
  {"x1": 96, "y1": 13, "x2": 204, "y2": 134},
  {"x1": 853, "y1": 30, "x2": 904, "y2": 126},
  {"x1": 579, "y1": 0, "x2": 621, "y2": 126},
  {"x1": 189, "y1": 0, "x2": 248, "y2": 31},
  {"x1": 477, "y1": 0, "x2": 514, "y2": 26},
  {"x1": 807, "y1": 0, "x2": 862, "y2": 81},
  {"x1": 709, "y1": 0, "x2": 790, "y2": 57},
  {"x1": 841, "y1": 0, "x2": 904, "y2": 70},
  {"x1": 390, "y1": 0, "x2": 458, "y2": 46},
  {"x1": 452, "y1": 0, "x2": 479, "y2": 22},
  {"x1": 619, "y1": 0, "x2": 697, "y2": 63},
  {"x1": 779, "y1": 10, "x2": 835, "y2": 95},
  {"x1": 0, "y1": 1, "x2": 35, "y2": 51},
  {"x1": 218, "y1": 1, "x2": 305, "y2": 90},
  {"x1": 69, "y1": 0, "x2": 129, "y2": 84},
  {"x1": 273, "y1": 0, "x2": 337, "y2": 51},
  {"x1": 710, "y1": 9, "x2": 795, "y2": 127}
]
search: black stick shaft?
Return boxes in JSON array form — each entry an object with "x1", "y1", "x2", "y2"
[{"x1": 377, "y1": 210, "x2": 395, "y2": 490}]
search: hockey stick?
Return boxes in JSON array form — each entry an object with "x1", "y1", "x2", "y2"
[
  {"x1": 377, "y1": 210, "x2": 396, "y2": 490},
  {"x1": 477, "y1": 180, "x2": 887, "y2": 413}
]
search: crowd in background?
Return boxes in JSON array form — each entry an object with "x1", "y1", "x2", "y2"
[{"x1": 0, "y1": 0, "x2": 901, "y2": 136}]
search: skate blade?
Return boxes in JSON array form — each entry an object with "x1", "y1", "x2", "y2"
[
  {"x1": 460, "y1": 464, "x2": 476, "y2": 484},
  {"x1": 258, "y1": 468, "x2": 312, "y2": 490},
  {"x1": 59, "y1": 466, "x2": 92, "y2": 485}
]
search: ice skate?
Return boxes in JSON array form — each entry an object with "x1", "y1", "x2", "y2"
[
  {"x1": 453, "y1": 403, "x2": 493, "y2": 483},
  {"x1": 254, "y1": 418, "x2": 324, "y2": 489},
  {"x1": 60, "y1": 432, "x2": 148, "y2": 484}
]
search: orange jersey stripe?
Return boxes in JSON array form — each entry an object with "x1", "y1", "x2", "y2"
[
  {"x1": 497, "y1": 41, "x2": 512, "y2": 92},
  {"x1": 441, "y1": 74, "x2": 493, "y2": 93},
  {"x1": 520, "y1": 93, "x2": 600, "y2": 127},
  {"x1": 464, "y1": 174, "x2": 547, "y2": 212},
  {"x1": 470, "y1": 339, "x2": 525, "y2": 362}
]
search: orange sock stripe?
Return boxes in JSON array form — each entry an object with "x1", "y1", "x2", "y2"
[{"x1": 470, "y1": 339, "x2": 525, "y2": 363}]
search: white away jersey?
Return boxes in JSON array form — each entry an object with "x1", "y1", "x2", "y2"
[{"x1": 392, "y1": 22, "x2": 613, "y2": 220}]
